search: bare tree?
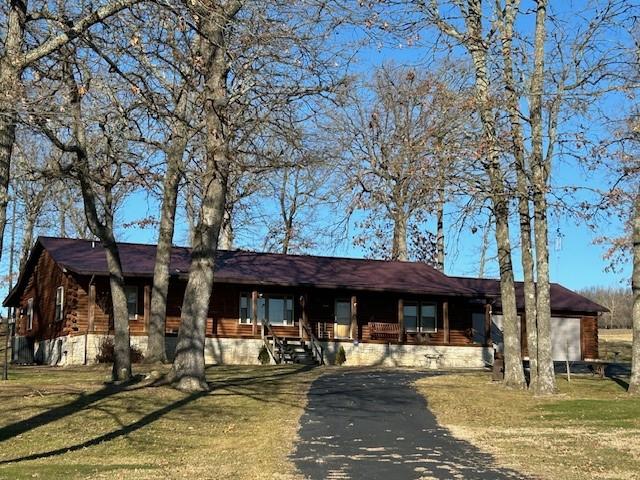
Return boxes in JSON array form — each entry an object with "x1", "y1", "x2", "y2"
[
  {"x1": 418, "y1": 1, "x2": 526, "y2": 388},
  {"x1": 330, "y1": 63, "x2": 472, "y2": 264},
  {"x1": 0, "y1": 0, "x2": 143, "y2": 267},
  {"x1": 35, "y1": 44, "x2": 139, "y2": 381}
]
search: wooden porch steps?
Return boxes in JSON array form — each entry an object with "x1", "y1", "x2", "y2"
[{"x1": 277, "y1": 339, "x2": 319, "y2": 365}]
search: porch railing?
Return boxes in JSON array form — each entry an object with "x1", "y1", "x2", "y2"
[
  {"x1": 261, "y1": 322, "x2": 284, "y2": 364},
  {"x1": 301, "y1": 322, "x2": 325, "y2": 365}
]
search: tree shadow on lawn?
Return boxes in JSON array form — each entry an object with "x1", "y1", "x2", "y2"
[
  {"x1": 0, "y1": 375, "x2": 153, "y2": 444},
  {"x1": 0, "y1": 364, "x2": 319, "y2": 465}
]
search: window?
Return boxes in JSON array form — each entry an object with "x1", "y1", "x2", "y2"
[
  {"x1": 26, "y1": 298, "x2": 34, "y2": 330},
  {"x1": 239, "y1": 293, "x2": 253, "y2": 324},
  {"x1": 124, "y1": 286, "x2": 138, "y2": 320},
  {"x1": 55, "y1": 286, "x2": 65, "y2": 322},
  {"x1": 403, "y1": 302, "x2": 437, "y2": 333},
  {"x1": 420, "y1": 303, "x2": 437, "y2": 333},
  {"x1": 403, "y1": 303, "x2": 418, "y2": 332},
  {"x1": 240, "y1": 293, "x2": 294, "y2": 326}
]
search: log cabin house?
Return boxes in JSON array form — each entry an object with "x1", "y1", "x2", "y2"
[{"x1": 3, "y1": 237, "x2": 605, "y2": 367}]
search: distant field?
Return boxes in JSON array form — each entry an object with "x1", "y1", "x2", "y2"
[{"x1": 599, "y1": 328, "x2": 632, "y2": 361}]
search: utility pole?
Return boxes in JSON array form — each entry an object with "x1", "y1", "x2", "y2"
[{"x1": 3, "y1": 196, "x2": 17, "y2": 381}]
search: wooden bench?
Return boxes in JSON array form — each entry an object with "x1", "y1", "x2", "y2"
[{"x1": 369, "y1": 322, "x2": 400, "y2": 341}]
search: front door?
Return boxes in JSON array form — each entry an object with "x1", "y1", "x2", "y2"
[
  {"x1": 472, "y1": 313, "x2": 486, "y2": 344},
  {"x1": 334, "y1": 300, "x2": 351, "y2": 339}
]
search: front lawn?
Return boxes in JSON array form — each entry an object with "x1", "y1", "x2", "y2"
[
  {"x1": 416, "y1": 372, "x2": 640, "y2": 480},
  {"x1": 0, "y1": 364, "x2": 321, "y2": 479}
]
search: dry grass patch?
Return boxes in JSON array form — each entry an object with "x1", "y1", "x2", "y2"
[
  {"x1": 0, "y1": 364, "x2": 322, "y2": 480},
  {"x1": 599, "y1": 329, "x2": 633, "y2": 361},
  {"x1": 416, "y1": 372, "x2": 640, "y2": 480}
]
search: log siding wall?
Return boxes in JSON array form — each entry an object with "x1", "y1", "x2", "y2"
[{"x1": 13, "y1": 249, "x2": 599, "y2": 359}]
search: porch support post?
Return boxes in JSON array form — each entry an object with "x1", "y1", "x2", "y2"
[
  {"x1": 484, "y1": 303, "x2": 492, "y2": 346},
  {"x1": 88, "y1": 284, "x2": 96, "y2": 333},
  {"x1": 251, "y1": 290, "x2": 258, "y2": 336},
  {"x1": 350, "y1": 295, "x2": 357, "y2": 340},
  {"x1": 443, "y1": 301, "x2": 450, "y2": 344},
  {"x1": 397, "y1": 298, "x2": 404, "y2": 343},
  {"x1": 299, "y1": 293, "x2": 308, "y2": 339},
  {"x1": 143, "y1": 285, "x2": 151, "y2": 333}
]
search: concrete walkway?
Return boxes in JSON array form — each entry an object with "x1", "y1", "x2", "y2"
[{"x1": 292, "y1": 370, "x2": 527, "y2": 480}]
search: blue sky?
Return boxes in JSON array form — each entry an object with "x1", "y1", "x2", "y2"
[
  {"x1": 2, "y1": 0, "x2": 633, "y2": 308},
  {"x1": 112, "y1": 20, "x2": 632, "y2": 294}
]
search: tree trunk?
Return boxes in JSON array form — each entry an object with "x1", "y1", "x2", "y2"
[
  {"x1": 219, "y1": 207, "x2": 234, "y2": 250},
  {"x1": 498, "y1": 0, "x2": 540, "y2": 391},
  {"x1": 435, "y1": 175, "x2": 445, "y2": 271},
  {"x1": 465, "y1": 22, "x2": 525, "y2": 388},
  {"x1": 66, "y1": 62, "x2": 131, "y2": 382},
  {"x1": 0, "y1": 1, "x2": 26, "y2": 267},
  {"x1": 146, "y1": 138, "x2": 185, "y2": 364},
  {"x1": 529, "y1": 0, "x2": 556, "y2": 395},
  {"x1": 170, "y1": 6, "x2": 234, "y2": 392},
  {"x1": 392, "y1": 213, "x2": 408, "y2": 261},
  {"x1": 103, "y1": 236, "x2": 132, "y2": 381},
  {"x1": 18, "y1": 209, "x2": 38, "y2": 274},
  {"x1": 628, "y1": 190, "x2": 640, "y2": 394}
]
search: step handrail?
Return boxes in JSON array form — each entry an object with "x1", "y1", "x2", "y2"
[
  {"x1": 301, "y1": 322, "x2": 325, "y2": 365},
  {"x1": 262, "y1": 321, "x2": 284, "y2": 364}
]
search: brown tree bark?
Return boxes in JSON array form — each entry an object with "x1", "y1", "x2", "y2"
[
  {"x1": 0, "y1": 0, "x2": 26, "y2": 267},
  {"x1": 44, "y1": 55, "x2": 132, "y2": 381},
  {"x1": 219, "y1": 208, "x2": 234, "y2": 250},
  {"x1": 529, "y1": 0, "x2": 556, "y2": 395},
  {"x1": 464, "y1": 1, "x2": 526, "y2": 389},
  {"x1": 435, "y1": 170, "x2": 446, "y2": 271},
  {"x1": 169, "y1": 1, "x2": 241, "y2": 392},
  {"x1": 146, "y1": 134, "x2": 186, "y2": 364},
  {"x1": 497, "y1": 0, "x2": 540, "y2": 391},
  {"x1": 629, "y1": 189, "x2": 640, "y2": 395},
  {"x1": 391, "y1": 213, "x2": 409, "y2": 261}
]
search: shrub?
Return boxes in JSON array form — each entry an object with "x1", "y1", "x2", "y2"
[
  {"x1": 335, "y1": 345, "x2": 347, "y2": 366},
  {"x1": 258, "y1": 345, "x2": 271, "y2": 365},
  {"x1": 95, "y1": 337, "x2": 145, "y2": 364}
]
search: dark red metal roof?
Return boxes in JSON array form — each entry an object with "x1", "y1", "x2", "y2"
[
  {"x1": 3, "y1": 237, "x2": 607, "y2": 314},
  {"x1": 452, "y1": 276, "x2": 607, "y2": 314},
  {"x1": 36, "y1": 237, "x2": 476, "y2": 297}
]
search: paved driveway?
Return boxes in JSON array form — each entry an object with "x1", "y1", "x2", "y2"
[{"x1": 292, "y1": 370, "x2": 526, "y2": 480}]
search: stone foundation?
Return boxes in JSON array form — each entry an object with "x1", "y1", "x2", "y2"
[
  {"x1": 13, "y1": 334, "x2": 490, "y2": 368},
  {"x1": 320, "y1": 341, "x2": 492, "y2": 368}
]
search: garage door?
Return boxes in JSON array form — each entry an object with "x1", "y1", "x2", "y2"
[{"x1": 551, "y1": 317, "x2": 581, "y2": 361}]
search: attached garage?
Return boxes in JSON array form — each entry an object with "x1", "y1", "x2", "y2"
[{"x1": 550, "y1": 317, "x2": 581, "y2": 361}]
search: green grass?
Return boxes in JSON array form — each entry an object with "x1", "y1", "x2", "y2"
[
  {"x1": 416, "y1": 372, "x2": 640, "y2": 480},
  {"x1": 0, "y1": 364, "x2": 322, "y2": 479}
]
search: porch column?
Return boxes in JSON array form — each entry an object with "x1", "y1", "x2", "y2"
[
  {"x1": 397, "y1": 298, "x2": 404, "y2": 343},
  {"x1": 350, "y1": 295, "x2": 358, "y2": 340},
  {"x1": 88, "y1": 284, "x2": 96, "y2": 333},
  {"x1": 299, "y1": 293, "x2": 308, "y2": 339},
  {"x1": 143, "y1": 285, "x2": 151, "y2": 333},
  {"x1": 484, "y1": 303, "x2": 492, "y2": 346},
  {"x1": 251, "y1": 290, "x2": 258, "y2": 336},
  {"x1": 443, "y1": 301, "x2": 450, "y2": 344}
]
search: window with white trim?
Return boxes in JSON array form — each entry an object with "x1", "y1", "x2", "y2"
[
  {"x1": 124, "y1": 286, "x2": 138, "y2": 320},
  {"x1": 55, "y1": 286, "x2": 65, "y2": 322},
  {"x1": 26, "y1": 298, "x2": 34, "y2": 330},
  {"x1": 239, "y1": 293, "x2": 253, "y2": 324},
  {"x1": 239, "y1": 293, "x2": 294, "y2": 326},
  {"x1": 403, "y1": 302, "x2": 437, "y2": 333}
]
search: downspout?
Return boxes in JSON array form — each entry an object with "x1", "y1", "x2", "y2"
[{"x1": 84, "y1": 274, "x2": 95, "y2": 365}]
